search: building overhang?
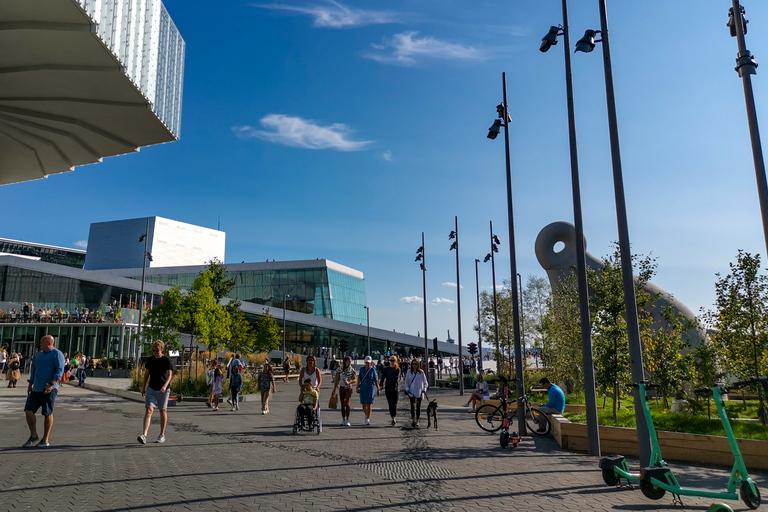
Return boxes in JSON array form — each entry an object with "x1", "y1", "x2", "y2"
[{"x1": 0, "y1": 0, "x2": 184, "y2": 185}]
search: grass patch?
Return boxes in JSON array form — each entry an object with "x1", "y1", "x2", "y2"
[{"x1": 563, "y1": 397, "x2": 768, "y2": 441}]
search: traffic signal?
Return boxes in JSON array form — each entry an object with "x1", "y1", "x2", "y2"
[{"x1": 467, "y1": 342, "x2": 478, "y2": 355}]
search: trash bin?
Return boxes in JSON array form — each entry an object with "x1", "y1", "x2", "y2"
[
  {"x1": 464, "y1": 374, "x2": 475, "y2": 388},
  {"x1": 428, "y1": 368, "x2": 437, "y2": 387}
]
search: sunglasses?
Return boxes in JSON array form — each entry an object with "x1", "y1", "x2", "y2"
[{"x1": 152, "y1": 349, "x2": 160, "y2": 353}]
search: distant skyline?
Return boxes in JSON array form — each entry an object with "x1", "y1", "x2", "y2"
[{"x1": 3, "y1": 0, "x2": 768, "y2": 345}]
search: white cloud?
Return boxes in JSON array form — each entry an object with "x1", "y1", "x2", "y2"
[
  {"x1": 441, "y1": 282, "x2": 464, "y2": 289},
  {"x1": 432, "y1": 297, "x2": 455, "y2": 304},
  {"x1": 400, "y1": 296, "x2": 424, "y2": 304},
  {"x1": 251, "y1": 1, "x2": 398, "y2": 28},
  {"x1": 233, "y1": 115, "x2": 372, "y2": 151},
  {"x1": 74, "y1": 240, "x2": 88, "y2": 249},
  {"x1": 382, "y1": 150, "x2": 393, "y2": 161},
  {"x1": 364, "y1": 32, "x2": 482, "y2": 66}
]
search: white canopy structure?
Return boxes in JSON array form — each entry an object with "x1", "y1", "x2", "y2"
[{"x1": 0, "y1": 0, "x2": 185, "y2": 185}]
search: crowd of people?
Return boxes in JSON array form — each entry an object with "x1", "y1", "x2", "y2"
[
  {"x1": 10, "y1": 334, "x2": 563, "y2": 448},
  {"x1": 0, "y1": 302, "x2": 119, "y2": 324}
]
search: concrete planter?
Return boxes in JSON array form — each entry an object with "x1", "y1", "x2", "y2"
[{"x1": 550, "y1": 414, "x2": 768, "y2": 470}]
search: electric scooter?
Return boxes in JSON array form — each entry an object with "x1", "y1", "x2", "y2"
[
  {"x1": 600, "y1": 382, "x2": 668, "y2": 486},
  {"x1": 638, "y1": 380, "x2": 762, "y2": 509}
]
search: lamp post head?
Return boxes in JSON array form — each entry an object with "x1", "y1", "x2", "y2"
[
  {"x1": 727, "y1": 6, "x2": 748, "y2": 38},
  {"x1": 450, "y1": 241, "x2": 458, "y2": 251},
  {"x1": 484, "y1": 254, "x2": 492, "y2": 263},
  {"x1": 540, "y1": 25, "x2": 562, "y2": 53},
  {"x1": 448, "y1": 231, "x2": 456, "y2": 240},
  {"x1": 487, "y1": 119, "x2": 502, "y2": 139},
  {"x1": 575, "y1": 29, "x2": 601, "y2": 53},
  {"x1": 138, "y1": 234, "x2": 146, "y2": 242},
  {"x1": 146, "y1": 252, "x2": 153, "y2": 262}
]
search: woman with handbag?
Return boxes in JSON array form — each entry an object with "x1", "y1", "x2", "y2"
[
  {"x1": 334, "y1": 356, "x2": 356, "y2": 426},
  {"x1": 356, "y1": 356, "x2": 380, "y2": 426},
  {"x1": 405, "y1": 359, "x2": 428, "y2": 428},
  {"x1": 379, "y1": 356, "x2": 400, "y2": 426}
]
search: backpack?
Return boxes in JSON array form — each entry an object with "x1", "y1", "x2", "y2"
[
  {"x1": 329, "y1": 360, "x2": 339, "y2": 371},
  {"x1": 10, "y1": 360, "x2": 20, "y2": 371}
]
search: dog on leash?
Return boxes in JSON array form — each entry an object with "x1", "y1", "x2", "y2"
[{"x1": 426, "y1": 399, "x2": 439, "y2": 430}]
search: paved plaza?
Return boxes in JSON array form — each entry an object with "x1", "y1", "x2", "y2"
[{"x1": 0, "y1": 378, "x2": 765, "y2": 512}]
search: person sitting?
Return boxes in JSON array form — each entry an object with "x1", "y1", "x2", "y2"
[
  {"x1": 297, "y1": 378, "x2": 318, "y2": 428},
  {"x1": 537, "y1": 377, "x2": 566, "y2": 415},
  {"x1": 462, "y1": 373, "x2": 489, "y2": 412}
]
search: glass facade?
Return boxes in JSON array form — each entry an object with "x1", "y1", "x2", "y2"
[
  {"x1": 0, "y1": 265, "x2": 151, "y2": 313},
  {"x1": 0, "y1": 239, "x2": 85, "y2": 269},
  {"x1": 142, "y1": 265, "x2": 365, "y2": 324},
  {"x1": 0, "y1": 324, "x2": 133, "y2": 362}
]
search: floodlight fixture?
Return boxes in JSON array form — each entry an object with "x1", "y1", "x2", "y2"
[
  {"x1": 484, "y1": 253, "x2": 491, "y2": 263},
  {"x1": 146, "y1": 252, "x2": 153, "y2": 262},
  {"x1": 575, "y1": 29, "x2": 601, "y2": 53},
  {"x1": 727, "y1": 6, "x2": 747, "y2": 37},
  {"x1": 487, "y1": 119, "x2": 502, "y2": 140},
  {"x1": 138, "y1": 233, "x2": 146, "y2": 242},
  {"x1": 540, "y1": 25, "x2": 563, "y2": 53},
  {"x1": 449, "y1": 230, "x2": 456, "y2": 240},
  {"x1": 492, "y1": 235, "x2": 501, "y2": 245}
]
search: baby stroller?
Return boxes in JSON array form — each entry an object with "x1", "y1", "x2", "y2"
[{"x1": 293, "y1": 403, "x2": 322, "y2": 435}]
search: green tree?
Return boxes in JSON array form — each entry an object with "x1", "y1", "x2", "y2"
[
  {"x1": 540, "y1": 273, "x2": 583, "y2": 391},
  {"x1": 642, "y1": 305, "x2": 692, "y2": 408},
  {"x1": 589, "y1": 245, "x2": 657, "y2": 421},
  {"x1": 204, "y1": 257, "x2": 236, "y2": 302},
  {"x1": 712, "y1": 250, "x2": 768, "y2": 423},
  {"x1": 251, "y1": 310, "x2": 282, "y2": 354},
  {"x1": 143, "y1": 287, "x2": 184, "y2": 350},
  {"x1": 181, "y1": 272, "x2": 231, "y2": 353},
  {"x1": 521, "y1": 275, "x2": 551, "y2": 364}
]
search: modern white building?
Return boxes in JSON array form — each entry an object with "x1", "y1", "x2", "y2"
[
  {"x1": 83, "y1": 216, "x2": 225, "y2": 270},
  {"x1": 0, "y1": 0, "x2": 185, "y2": 184}
]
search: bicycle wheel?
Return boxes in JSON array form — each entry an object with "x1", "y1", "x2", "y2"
[
  {"x1": 525, "y1": 408, "x2": 551, "y2": 436},
  {"x1": 475, "y1": 405, "x2": 503, "y2": 433}
]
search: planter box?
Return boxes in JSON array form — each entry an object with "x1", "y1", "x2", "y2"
[
  {"x1": 550, "y1": 414, "x2": 768, "y2": 470},
  {"x1": 91, "y1": 369, "x2": 110, "y2": 378}
]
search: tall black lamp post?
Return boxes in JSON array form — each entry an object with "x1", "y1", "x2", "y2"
[
  {"x1": 135, "y1": 218, "x2": 153, "y2": 368},
  {"x1": 575, "y1": 0, "x2": 649, "y2": 464},
  {"x1": 540, "y1": 0, "x2": 600, "y2": 456},
  {"x1": 483, "y1": 222, "x2": 501, "y2": 365},
  {"x1": 449, "y1": 217, "x2": 464, "y2": 396},
  {"x1": 474, "y1": 259, "x2": 484, "y2": 372},
  {"x1": 487, "y1": 72, "x2": 526, "y2": 435},
  {"x1": 415, "y1": 234, "x2": 429, "y2": 363},
  {"x1": 728, "y1": 1, "x2": 768, "y2": 260}
]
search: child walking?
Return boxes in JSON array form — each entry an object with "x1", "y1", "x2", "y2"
[
  {"x1": 210, "y1": 365, "x2": 224, "y2": 411},
  {"x1": 229, "y1": 366, "x2": 242, "y2": 411}
]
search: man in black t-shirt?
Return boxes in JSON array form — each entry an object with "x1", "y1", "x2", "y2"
[{"x1": 138, "y1": 340, "x2": 173, "y2": 445}]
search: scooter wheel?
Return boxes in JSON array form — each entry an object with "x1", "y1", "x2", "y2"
[
  {"x1": 500, "y1": 431, "x2": 509, "y2": 449},
  {"x1": 740, "y1": 481, "x2": 761, "y2": 510},
  {"x1": 602, "y1": 469, "x2": 620, "y2": 486},
  {"x1": 640, "y1": 479, "x2": 666, "y2": 500}
]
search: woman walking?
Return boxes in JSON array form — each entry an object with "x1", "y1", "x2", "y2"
[
  {"x1": 379, "y1": 356, "x2": 400, "y2": 426},
  {"x1": 258, "y1": 363, "x2": 276, "y2": 414},
  {"x1": 299, "y1": 355, "x2": 322, "y2": 393},
  {"x1": 356, "y1": 356, "x2": 380, "y2": 426},
  {"x1": 6, "y1": 352, "x2": 21, "y2": 387},
  {"x1": 334, "y1": 356, "x2": 356, "y2": 426},
  {"x1": 405, "y1": 359, "x2": 428, "y2": 428}
]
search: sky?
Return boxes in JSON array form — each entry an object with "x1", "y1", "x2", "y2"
[{"x1": 3, "y1": 0, "x2": 768, "y2": 345}]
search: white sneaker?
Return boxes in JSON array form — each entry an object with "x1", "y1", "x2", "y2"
[
  {"x1": 213, "y1": 407, "x2": 219, "y2": 411},
  {"x1": 235, "y1": 405, "x2": 239, "y2": 411},
  {"x1": 262, "y1": 410, "x2": 267, "y2": 415},
  {"x1": 462, "y1": 403, "x2": 470, "y2": 407},
  {"x1": 340, "y1": 420, "x2": 347, "y2": 426},
  {"x1": 231, "y1": 407, "x2": 235, "y2": 411},
  {"x1": 137, "y1": 435, "x2": 146, "y2": 445},
  {"x1": 226, "y1": 397, "x2": 232, "y2": 404},
  {"x1": 156, "y1": 435, "x2": 165, "y2": 443},
  {"x1": 365, "y1": 419, "x2": 371, "y2": 426},
  {"x1": 346, "y1": 421, "x2": 352, "y2": 427}
]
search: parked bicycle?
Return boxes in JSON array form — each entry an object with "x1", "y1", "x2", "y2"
[{"x1": 475, "y1": 376, "x2": 551, "y2": 436}]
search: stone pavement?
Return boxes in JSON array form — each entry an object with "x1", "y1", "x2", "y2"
[{"x1": 0, "y1": 379, "x2": 765, "y2": 512}]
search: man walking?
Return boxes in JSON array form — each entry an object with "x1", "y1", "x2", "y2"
[
  {"x1": 23, "y1": 335, "x2": 65, "y2": 448},
  {"x1": 138, "y1": 340, "x2": 173, "y2": 444}
]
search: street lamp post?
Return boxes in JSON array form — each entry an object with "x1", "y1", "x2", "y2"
[
  {"x1": 449, "y1": 216, "x2": 464, "y2": 396},
  {"x1": 135, "y1": 218, "x2": 152, "y2": 368},
  {"x1": 483, "y1": 222, "x2": 501, "y2": 366},
  {"x1": 574, "y1": 0, "x2": 649, "y2": 464},
  {"x1": 415, "y1": 234, "x2": 428, "y2": 364},
  {"x1": 282, "y1": 294, "x2": 290, "y2": 361},
  {"x1": 487, "y1": 72, "x2": 527, "y2": 435},
  {"x1": 364, "y1": 306, "x2": 371, "y2": 356},
  {"x1": 540, "y1": 0, "x2": 601, "y2": 456},
  {"x1": 728, "y1": 1, "x2": 768, "y2": 260},
  {"x1": 475, "y1": 259, "x2": 483, "y2": 373}
]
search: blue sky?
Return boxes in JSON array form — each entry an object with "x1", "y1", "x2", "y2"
[{"x1": 4, "y1": 0, "x2": 768, "y2": 344}]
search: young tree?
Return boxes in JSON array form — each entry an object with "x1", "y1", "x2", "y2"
[
  {"x1": 712, "y1": 250, "x2": 768, "y2": 423},
  {"x1": 143, "y1": 287, "x2": 184, "y2": 350},
  {"x1": 541, "y1": 273, "x2": 583, "y2": 391},
  {"x1": 642, "y1": 305, "x2": 692, "y2": 408},
  {"x1": 251, "y1": 310, "x2": 282, "y2": 354},
  {"x1": 522, "y1": 275, "x2": 551, "y2": 365},
  {"x1": 182, "y1": 272, "x2": 231, "y2": 353},
  {"x1": 589, "y1": 244, "x2": 657, "y2": 421}
]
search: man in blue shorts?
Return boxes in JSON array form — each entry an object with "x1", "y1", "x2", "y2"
[
  {"x1": 24, "y1": 335, "x2": 65, "y2": 448},
  {"x1": 138, "y1": 340, "x2": 173, "y2": 445}
]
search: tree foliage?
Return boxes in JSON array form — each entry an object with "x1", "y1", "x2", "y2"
[
  {"x1": 642, "y1": 305, "x2": 692, "y2": 407},
  {"x1": 540, "y1": 273, "x2": 583, "y2": 391}
]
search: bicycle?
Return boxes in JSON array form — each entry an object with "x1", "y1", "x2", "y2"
[{"x1": 475, "y1": 375, "x2": 551, "y2": 437}]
